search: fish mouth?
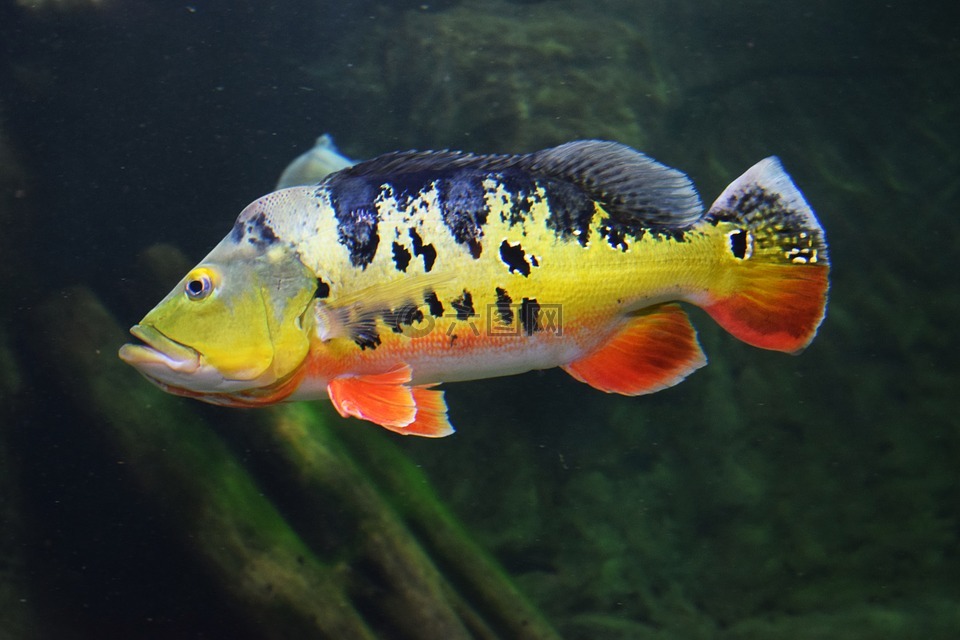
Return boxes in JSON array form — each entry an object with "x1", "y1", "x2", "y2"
[{"x1": 119, "y1": 324, "x2": 201, "y2": 375}]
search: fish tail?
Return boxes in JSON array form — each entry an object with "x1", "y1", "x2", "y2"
[{"x1": 700, "y1": 158, "x2": 830, "y2": 353}]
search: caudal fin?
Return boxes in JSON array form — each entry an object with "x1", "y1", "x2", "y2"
[{"x1": 702, "y1": 158, "x2": 829, "y2": 354}]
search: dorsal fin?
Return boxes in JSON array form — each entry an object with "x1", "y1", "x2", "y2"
[
  {"x1": 324, "y1": 148, "x2": 521, "y2": 180},
  {"x1": 325, "y1": 140, "x2": 704, "y2": 227},
  {"x1": 521, "y1": 140, "x2": 704, "y2": 227}
]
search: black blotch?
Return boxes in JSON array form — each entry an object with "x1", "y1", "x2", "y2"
[
  {"x1": 424, "y1": 291, "x2": 444, "y2": 318},
  {"x1": 384, "y1": 312, "x2": 403, "y2": 334},
  {"x1": 404, "y1": 305, "x2": 425, "y2": 325},
  {"x1": 659, "y1": 228, "x2": 686, "y2": 242},
  {"x1": 392, "y1": 242, "x2": 412, "y2": 272},
  {"x1": 519, "y1": 298, "x2": 542, "y2": 336},
  {"x1": 495, "y1": 287, "x2": 514, "y2": 326},
  {"x1": 467, "y1": 238, "x2": 482, "y2": 259},
  {"x1": 355, "y1": 335, "x2": 381, "y2": 350},
  {"x1": 708, "y1": 208, "x2": 737, "y2": 224},
  {"x1": 384, "y1": 304, "x2": 424, "y2": 333},
  {"x1": 529, "y1": 254, "x2": 539, "y2": 267},
  {"x1": 327, "y1": 177, "x2": 381, "y2": 268},
  {"x1": 409, "y1": 227, "x2": 437, "y2": 272},
  {"x1": 353, "y1": 323, "x2": 381, "y2": 350},
  {"x1": 599, "y1": 217, "x2": 683, "y2": 249},
  {"x1": 232, "y1": 211, "x2": 280, "y2": 247},
  {"x1": 440, "y1": 174, "x2": 488, "y2": 257},
  {"x1": 499, "y1": 240, "x2": 531, "y2": 277},
  {"x1": 451, "y1": 290, "x2": 476, "y2": 321},
  {"x1": 315, "y1": 278, "x2": 331, "y2": 299},
  {"x1": 599, "y1": 223, "x2": 634, "y2": 251},
  {"x1": 496, "y1": 171, "x2": 539, "y2": 227},
  {"x1": 729, "y1": 229, "x2": 748, "y2": 259},
  {"x1": 543, "y1": 179, "x2": 594, "y2": 246},
  {"x1": 709, "y1": 186, "x2": 825, "y2": 262},
  {"x1": 254, "y1": 213, "x2": 279, "y2": 244},
  {"x1": 707, "y1": 186, "x2": 780, "y2": 226}
]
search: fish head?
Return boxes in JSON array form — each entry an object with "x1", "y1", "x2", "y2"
[{"x1": 119, "y1": 237, "x2": 318, "y2": 398}]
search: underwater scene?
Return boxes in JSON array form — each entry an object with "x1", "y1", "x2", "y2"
[{"x1": 0, "y1": 0, "x2": 957, "y2": 638}]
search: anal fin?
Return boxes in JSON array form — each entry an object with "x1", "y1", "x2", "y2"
[
  {"x1": 327, "y1": 365, "x2": 454, "y2": 437},
  {"x1": 404, "y1": 386, "x2": 454, "y2": 438},
  {"x1": 562, "y1": 303, "x2": 706, "y2": 396}
]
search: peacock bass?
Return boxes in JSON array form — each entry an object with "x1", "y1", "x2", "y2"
[{"x1": 119, "y1": 140, "x2": 829, "y2": 436}]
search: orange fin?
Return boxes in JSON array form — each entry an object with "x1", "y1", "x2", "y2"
[
  {"x1": 702, "y1": 156, "x2": 829, "y2": 353},
  {"x1": 562, "y1": 303, "x2": 706, "y2": 396},
  {"x1": 327, "y1": 365, "x2": 454, "y2": 437},
  {"x1": 401, "y1": 386, "x2": 454, "y2": 438},
  {"x1": 327, "y1": 366, "x2": 417, "y2": 428},
  {"x1": 704, "y1": 263, "x2": 828, "y2": 353}
]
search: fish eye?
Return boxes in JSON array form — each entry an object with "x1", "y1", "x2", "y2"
[{"x1": 184, "y1": 268, "x2": 218, "y2": 301}]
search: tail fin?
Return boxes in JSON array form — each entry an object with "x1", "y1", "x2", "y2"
[{"x1": 702, "y1": 158, "x2": 829, "y2": 354}]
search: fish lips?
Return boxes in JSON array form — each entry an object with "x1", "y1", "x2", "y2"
[{"x1": 119, "y1": 324, "x2": 202, "y2": 383}]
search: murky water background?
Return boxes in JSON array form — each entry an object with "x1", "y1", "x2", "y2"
[{"x1": 1, "y1": 1, "x2": 957, "y2": 638}]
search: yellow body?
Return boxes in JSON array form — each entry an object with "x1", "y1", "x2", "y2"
[{"x1": 292, "y1": 193, "x2": 730, "y2": 389}]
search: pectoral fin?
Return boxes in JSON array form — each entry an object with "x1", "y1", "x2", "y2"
[
  {"x1": 327, "y1": 364, "x2": 454, "y2": 437},
  {"x1": 562, "y1": 303, "x2": 706, "y2": 395},
  {"x1": 312, "y1": 271, "x2": 453, "y2": 344}
]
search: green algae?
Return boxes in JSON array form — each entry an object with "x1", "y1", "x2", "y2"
[
  {"x1": 333, "y1": 416, "x2": 562, "y2": 640},
  {"x1": 314, "y1": 0, "x2": 668, "y2": 153}
]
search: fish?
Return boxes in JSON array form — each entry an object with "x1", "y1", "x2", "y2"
[
  {"x1": 119, "y1": 140, "x2": 829, "y2": 437},
  {"x1": 275, "y1": 133, "x2": 355, "y2": 189}
]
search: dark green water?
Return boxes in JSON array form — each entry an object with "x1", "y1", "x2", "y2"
[{"x1": 0, "y1": 1, "x2": 957, "y2": 638}]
